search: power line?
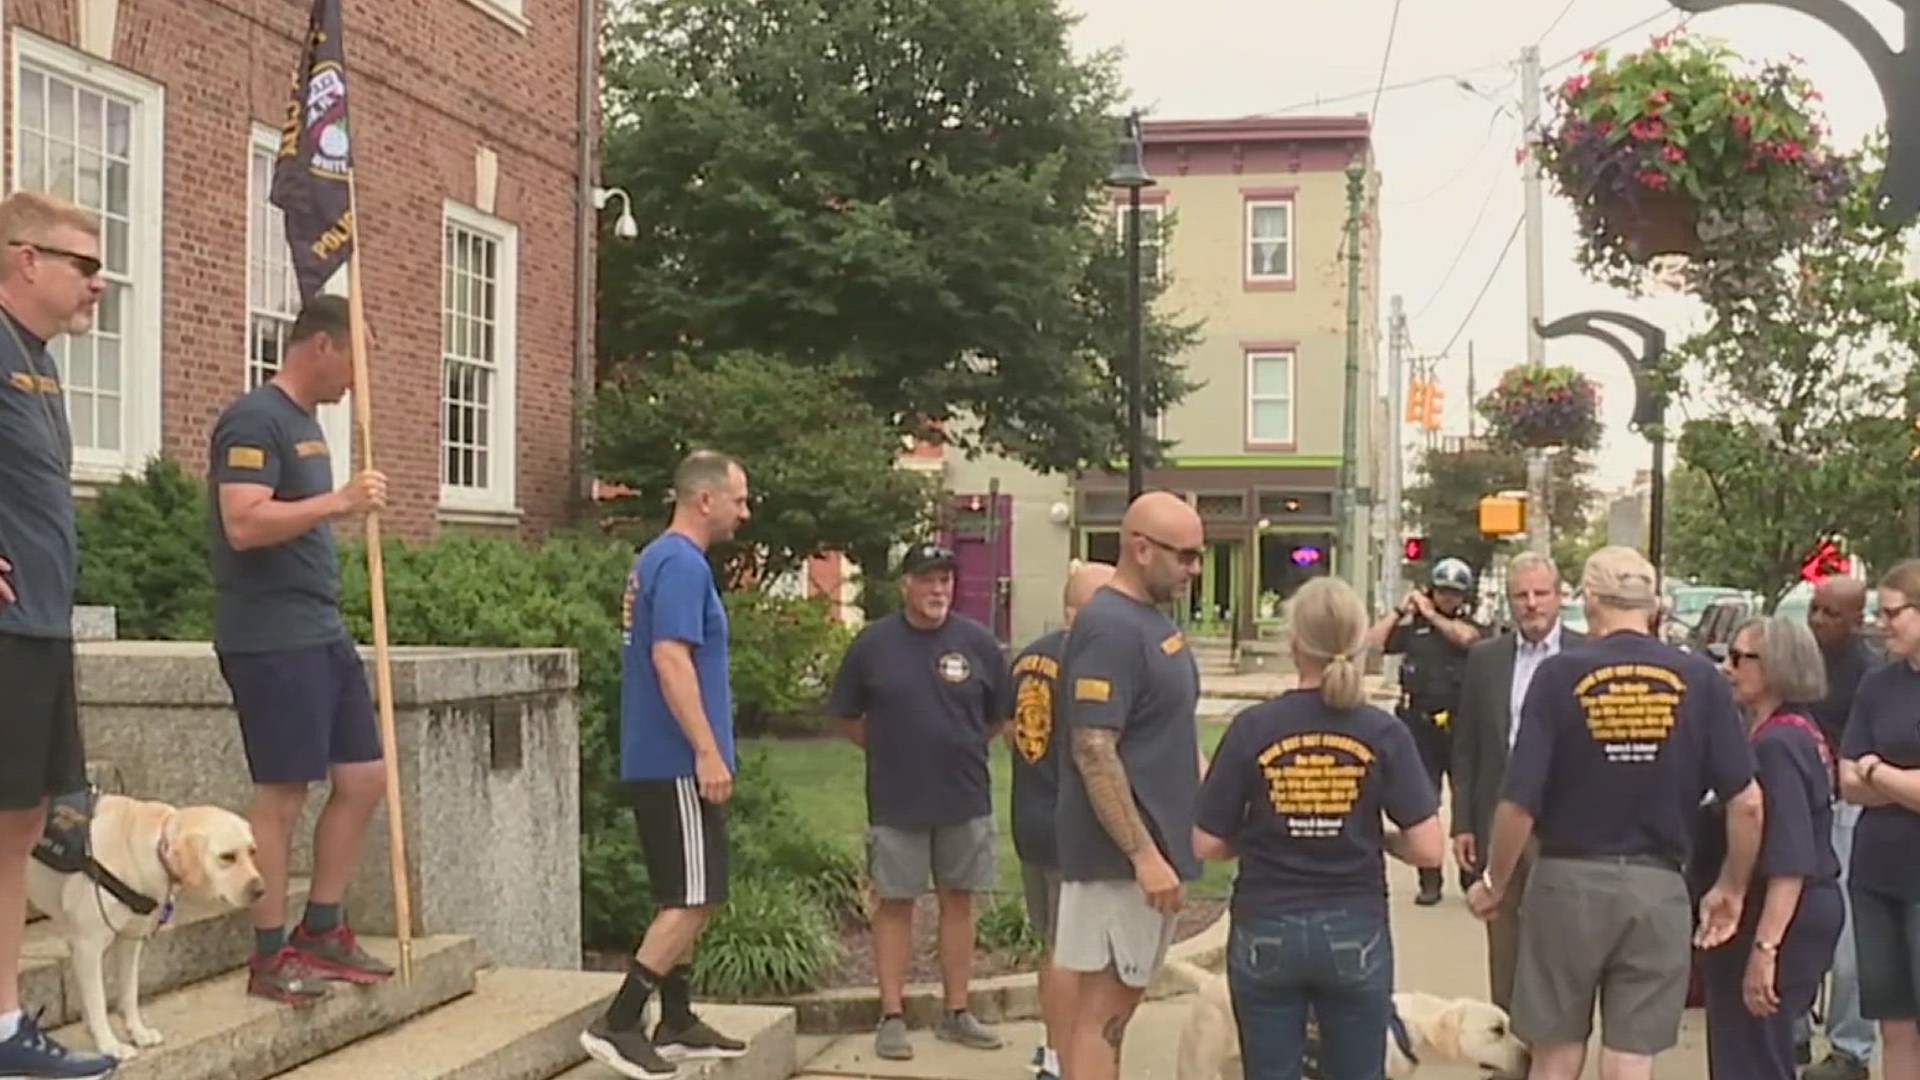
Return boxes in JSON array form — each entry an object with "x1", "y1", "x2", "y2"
[
  {"x1": 1535, "y1": 0, "x2": 1580, "y2": 46},
  {"x1": 1368, "y1": 0, "x2": 1406, "y2": 120},
  {"x1": 1411, "y1": 174, "x2": 1503, "y2": 321},
  {"x1": 1436, "y1": 212, "x2": 1524, "y2": 359},
  {"x1": 1542, "y1": 9, "x2": 1692, "y2": 73}
]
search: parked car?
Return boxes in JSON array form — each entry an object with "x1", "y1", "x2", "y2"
[{"x1": 1687, "y1": 594, "x2": 1761, "y2": 659}]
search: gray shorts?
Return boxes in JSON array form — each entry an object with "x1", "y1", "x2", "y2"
[
  {"x1": 866, "y1": 816, "x2": 997, "y2": 900},
  {"x1": 1053, "y1": 879, "x2": 1179, "y2": 989},
  {"x1": 1021, "y1": 862, "x2": 1063, "y2": 944},
  {"x1": 1513, "y1": 856, "x2": 1692, "y2": 1055}
]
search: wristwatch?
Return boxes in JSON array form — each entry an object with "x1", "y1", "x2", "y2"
[{"x1": 1755, "y1": 940, "x2": 1780, "y2": 956}]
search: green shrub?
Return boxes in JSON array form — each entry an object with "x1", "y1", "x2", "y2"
[
  {"x1": 690, "y1": 876, "x2": 841, "y2": 999},
  {"x1": 976, "y1": 890, "x2": 1044, "y2": 963},
  {"x1": 725, "y1": 591, "x2": 852, "y2": 734},
  {"x1": 74, "y1": 457, "x2": 214, "y2": 640}
]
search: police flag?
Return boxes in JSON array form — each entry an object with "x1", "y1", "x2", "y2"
[{"x1": 270, "y1": 0, "x2": 355, "y2": 303}]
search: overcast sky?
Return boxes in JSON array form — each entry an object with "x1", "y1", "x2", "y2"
[{"x1": 1065, "y1": 0, "x2": 1903, "y2": 490}]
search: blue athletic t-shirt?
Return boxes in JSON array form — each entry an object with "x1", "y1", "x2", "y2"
[{"x1": 619, "y1": 531, "x2": 735, "y2": 782}]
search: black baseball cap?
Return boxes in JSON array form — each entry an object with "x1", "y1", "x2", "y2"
[{"x1": 898, "y1": 542, "x2": 957, "y2": 576}]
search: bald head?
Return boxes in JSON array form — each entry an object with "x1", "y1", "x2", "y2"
[
  {"x1": 1809, "y1": 575, "x2": 1867, "y2": 649},
  {"x1": 1063, "y1": 562, "x2": 1116, "y2": 626},
  {"x1": 1116, "y1": 490, "x2": 1203, "y2": 604}
]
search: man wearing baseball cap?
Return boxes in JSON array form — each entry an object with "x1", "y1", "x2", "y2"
[
  {"x1": 1467, "y1": 546, "x2": 1762, "y2": 1079},
  {"x1": 828, "y1": 541, "x2": 1015, "y2": 1062}
]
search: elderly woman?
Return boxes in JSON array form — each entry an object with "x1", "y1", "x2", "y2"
[
  {"x1": 1692, "y1": 615, "x2": 1843, "y2": 1079},
  {"x1": 1838, "y1": 560, "x2": 1920, "y2": 1080},
  {"x1": 1192, "y1": 576, "x2": 1443, "y2": 1079}
]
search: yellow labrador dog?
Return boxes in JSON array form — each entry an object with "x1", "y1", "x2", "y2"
[
  {"x1": 26, "y1": 793, "x2": 264, "y2": 1061},
  {"x1": 1169, "y1": 961, "x2": 1529, "y2": 1080}
]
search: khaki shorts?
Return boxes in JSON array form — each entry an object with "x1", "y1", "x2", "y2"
[
  {"x1": 866, "y1": 816, "x2": 996, "y2": 900},
  {"x1": 1021, "y1": 862, "x2": 1063, "y2": 944},
  {"x1": 1053, "y1": 879, "x2": 1179, "y2": 989},
  {"x1": 1513, "y1": 856, "x2": 1692, "y2": 1055}
]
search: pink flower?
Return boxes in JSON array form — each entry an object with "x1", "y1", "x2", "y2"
[
  {"x1": 1646, "y1": 89, "x2": 1671, "y2": 107},
  {"x1": 1732, "y1": 114, "x2": 1752, "y2": 137},
  {"x1": 1774, "y1": 139, "x2": 1804, "y2": 161},
  {"x1": 1581, "y1": 48, "x2": 1597, "y2": 62},
  {"x1": 1561, "y1": 74, "x2": 1588, "y2": 97},
  {"x1": 1662, "y1": 144, "x2": 1685, "y2": 162},
  {"x1": 1514, "y1": 145, "x2": 1528, "y2": 164},
  {"x1": 1594, "y1": 118, "x2": 1614, "y2": 135},
  {"x1": 1629, "y1": 117, "x2": 1666, "y2": 140},
  {"x1": 1638, "y1": 169, "x2": 1670, "y2": 190}
]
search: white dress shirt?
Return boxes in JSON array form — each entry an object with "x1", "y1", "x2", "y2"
[{"x1": 1508, "y1": 621, "x2": 1564, "y2": 750}]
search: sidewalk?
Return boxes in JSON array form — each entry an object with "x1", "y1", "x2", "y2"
[{"x1": 1201, "y1": 670, "x2": 1400, "y2": 705}]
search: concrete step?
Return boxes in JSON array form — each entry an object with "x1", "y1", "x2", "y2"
[
  {"x1": 52, "y1": 933, "x2": 477, "y2": 1080},
  {"x1": 557, "y1": 1000, "x2": 799, "y2": 1080},
  {"x1": 273, "y1": 967, "x2": 613, "y2": 1080},
  {"x1": 23, "y1": 877, "x2": 312, "y2": 1029}
]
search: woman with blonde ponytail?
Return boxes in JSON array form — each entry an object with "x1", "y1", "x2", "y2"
[{"x1": 1192, "y1": 576, "x2": 1446, "y2": 1079}]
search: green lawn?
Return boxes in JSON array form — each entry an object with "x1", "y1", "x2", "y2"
[{"x1": 746, "y1": 719, "x2": 1236, "y2": 900}]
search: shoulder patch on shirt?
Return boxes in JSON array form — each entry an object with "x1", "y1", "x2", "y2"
[
  {"x1": 1074, "y1": 677, "x2": 1111, "y2": 703},
  {"x1": 293, "y1": 439, "x2": 329, "y2": 458},
  {"x1": 226, "y1": 445, "x2": 267, "y2": 470},
  {"x1": 1160, "y1": 632, "x2": 1186, "y2": 656}
]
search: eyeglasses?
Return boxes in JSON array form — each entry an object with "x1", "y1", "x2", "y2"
[
  {"x1": 9, "y1": 241, "x2": 102, "y2": 278},
  {"x1": 1726, "y1": 648, "x2": 1762, "y2": 667},
  {"x1": 1881, "y1": 603, "x2": 1915, "y2": 622},
  {"x1": 1132, "y1": 531, "x2": 1203, "y2": 565}
]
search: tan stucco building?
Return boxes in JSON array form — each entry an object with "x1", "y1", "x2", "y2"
[{"x1": 917, "y1": 115, "x2": 1384, "y2": 647}]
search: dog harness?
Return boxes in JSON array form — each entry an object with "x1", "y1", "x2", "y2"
[
  {"x1": 31, "y1": 788, "x2": 176, "y2": 925},
  {"x1": 1301, "y1": 1008, "x2": 1418, "y2": 1077}
]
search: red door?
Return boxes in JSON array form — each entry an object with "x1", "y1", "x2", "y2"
[{"x1": 941, "y1": 494, "x2": 1013, "y2": 642}]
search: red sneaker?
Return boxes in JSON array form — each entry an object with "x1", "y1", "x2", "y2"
[
  {"x1": 248, "y1": 947, "x2": 331, "y2": 1005},
  {"x1": 290, "y1": 924, "x2": 395, "y2": 984}
]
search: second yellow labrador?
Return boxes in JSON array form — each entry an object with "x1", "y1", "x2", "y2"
[
  {"x1": 1168, "y1": 960, "x2": 1530, "y2": 1080},
  {"x1": 26, "y1": 792, "x2": 264, "y2": 1061}
]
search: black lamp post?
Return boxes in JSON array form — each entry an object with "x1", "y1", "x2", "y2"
[
  {"x1": 1668, "y1": 0, "x2": 1920, "y2": 223},
  {"x1": 1533, "y1": 311, "x2": 1671, "y2": 572},
  {"x1": 1106, "y1": 109, "x2": 1154, "y2": 503}
]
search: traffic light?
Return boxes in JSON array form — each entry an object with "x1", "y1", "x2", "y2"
[
  {"x1": 1403, "y1": 536, "x2": 1426, "y2": 562},
  {"x1": 1404, "y1": 377, "x2": 1428, "y2": 423},
  {"x1": 1421, "y1": 381, "x2": 1444, "y2": 431}
]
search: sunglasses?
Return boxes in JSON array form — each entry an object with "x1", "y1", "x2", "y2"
[
  {"x1": 1725, "y1": 648, "x2": 1762, "y2": 667},
  {"x1": 10, "y1": 241, "x2": 102, "y2": 278}
]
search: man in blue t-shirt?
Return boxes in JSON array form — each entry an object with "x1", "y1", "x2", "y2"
[{"x1": 581, "y1": 450, "x2": 752, "y2": 1080}]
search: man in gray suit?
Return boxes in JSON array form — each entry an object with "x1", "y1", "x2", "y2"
[{"x1": 1451, "y1": 551, "x2": 1583, "y2": 1011}]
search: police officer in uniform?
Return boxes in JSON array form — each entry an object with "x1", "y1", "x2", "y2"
[{"x1": 1368, "y1": 556, "x2": 1486, "y2": 904}]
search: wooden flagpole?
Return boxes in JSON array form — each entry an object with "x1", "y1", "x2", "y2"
[{"x1": 341, "y1": 175, "x2": 413, "y2": 986}]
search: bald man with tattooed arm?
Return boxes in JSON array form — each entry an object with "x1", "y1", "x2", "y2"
[{"x1": 1053, "y1": 492, "x2": 1206, "y2": 1080}]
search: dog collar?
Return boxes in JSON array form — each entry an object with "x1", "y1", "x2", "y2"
[
  {"x1": 1388, "y1": 1011, "x2": 1418, "y2": 1066},
  {"x1": 154, "y1": 812, "x2": 179, "y2": 926}
]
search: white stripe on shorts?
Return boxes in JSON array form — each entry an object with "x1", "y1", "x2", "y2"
[{"x1": 675, "y1": 775, "x2": 707, "y2": 905}]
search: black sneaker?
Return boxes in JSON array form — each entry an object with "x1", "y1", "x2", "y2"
[
  {"x1": 653, "y1": 1015, "x2": 747, "y2": 1060},
  {"x1": 1803, "y1": 1052, "x2": 1870, "y2": 1080},
  {"x1": 580, "y1": 1015, "x2": 678, "y2": 1080}
]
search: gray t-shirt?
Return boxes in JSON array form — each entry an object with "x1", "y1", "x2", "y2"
[
  {"x1": 1056, "y1": 587, "x2": 1203, "y2": 883},
  {"x1": 827, "y1": 611, "x2": 1014, "y2": 829},
  {"x1": 0, "y1": 312, "x2": 75, "y2": 639},
  {"x1": 207, "y1": 383, "x2": 345, "y2": 653},
  {"x1": 1009, "y1": 628, "x2": 1067, "y2": 867}
]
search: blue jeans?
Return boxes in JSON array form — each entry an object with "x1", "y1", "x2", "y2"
[
  {"x1": 1228, "y1": 907, "x2": 1394, "y2": 1080},
  {"x1": 1794, "y1": 802, "x2": 1876, "y2": 1064}
]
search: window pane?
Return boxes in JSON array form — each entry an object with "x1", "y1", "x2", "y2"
[
  {"x1": 1251, "y1": 356, "x2": 1290, "y2": 396},
  {"x1": 1252, "y1": 400, "x2": 1291, "y2": 442},
  {"x1": 1251, "y1": 203, "x2": 1289, "y2": 239}
]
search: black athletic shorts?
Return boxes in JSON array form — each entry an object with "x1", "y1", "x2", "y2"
[
  {"x1": 0, "y1": 633, "x2": 88, "y2": 810},
  {"x1": 627, "y1": 777, "x2": 729, "y2": 908},
  {"x1": 217, "y1": 638, "x2": 382, "y2": 784}
]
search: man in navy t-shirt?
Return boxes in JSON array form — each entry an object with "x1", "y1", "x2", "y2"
[
  {"x1": 1467, "y1": 546, "x2": 1761, "y2": 1079},
  {"x1": 1008, "y1": 560, "x2": 1114, "y2": 1080},
  {"x1": 828, "y1": 542, "x2": 1014, "y2": 1062},
  {"x1": 581, "y1": 451, "x2": 752, "y2": 1080}
]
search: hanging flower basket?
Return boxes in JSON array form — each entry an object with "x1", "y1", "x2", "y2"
[
  {"x1": 1527, "y1": 31, "x2": 1852, "y2": 292},
  {"x1": 1478, "y1": 364, "x2": 1602, "y2": 452}
]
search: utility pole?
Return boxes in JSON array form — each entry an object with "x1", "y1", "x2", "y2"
[
  {"x1": 1339, "y1": 158, "x2": 1367, "y2": 589},
  {"x1": 1383, "y1": 294, "x2": 1407, "y2": 608},
  {"x1": 1520, "y1": 44, "x2": 1552, "y2": 557},
  {"x1": 1466, "y1": 341, "x2": 1477, "y2": 439}
]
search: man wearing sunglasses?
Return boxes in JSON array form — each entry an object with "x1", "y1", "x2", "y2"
[
  {"x1": 828, "y1": 542, "x2": 1015, "y2": 1063},
  {"x1": 1054, "y1": 491, "x2": 1205, "y2": 1080},
  {"x1": 0, "y1": 190, "x2": 118, "y2": 1080}
]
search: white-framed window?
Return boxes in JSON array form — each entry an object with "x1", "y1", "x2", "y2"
[
  {"x1": 1247, "y1": 350, "x2": 1295, "y2": 445},
  {"x1": 459, "y1": 0, "x2": 528, "y2": 33},
  {"x1": 245, "y1": 125, "x2": 351, "y2": 487},
  {"x1": 1245, "y1": 199, "x2": 1294, "y2": 282},
  {"x1": 12, "y1": 33, "x2": 164, "y2": 482},
  {"x1": 440, "y1": 200, "x2": 519, "y2": 514},
  {"x1": 1112, "y1": 202, "x2": 1165, "y2": 283}
]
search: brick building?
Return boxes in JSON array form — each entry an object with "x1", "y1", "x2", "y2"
[{"x1": 10, "y1": 0, "x2": 594, "y2": 538}]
